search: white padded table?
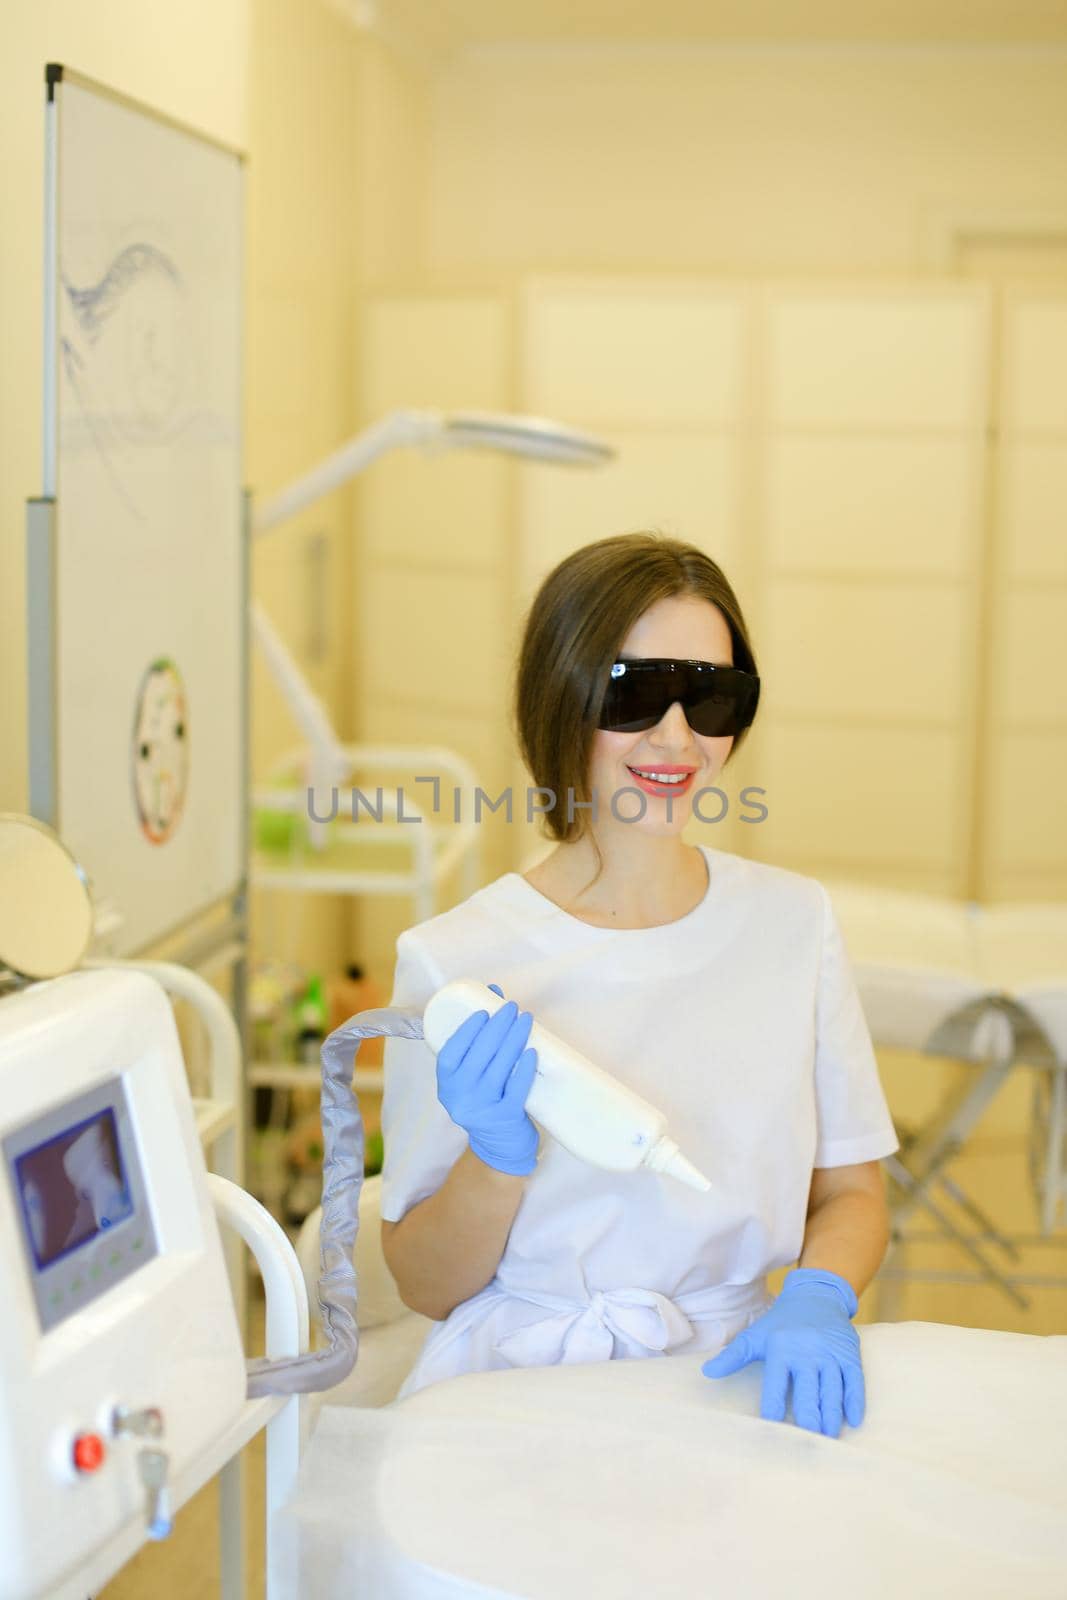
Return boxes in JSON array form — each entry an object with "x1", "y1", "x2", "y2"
[
  {"x1": 820, "y1": 882, "x2": 1067, "y2": 1054},
  {"x1": 821, "y1": 883, "x2": 1067, "y2": 1238},
  {"x1": 273, "y1": 1323, "x2": 1067, "y2": 1599}
]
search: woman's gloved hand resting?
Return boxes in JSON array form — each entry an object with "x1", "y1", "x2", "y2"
[
  {"x1": 433, "y1": 982, "x2": 540, "y2": 1176},
  {"x1": 701, "y1": 1267, "x2": 864, "y2": 1439}
]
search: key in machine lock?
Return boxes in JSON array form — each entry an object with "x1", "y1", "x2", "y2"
[{"x1": 111, "y1": 1406, "x2": 173, "y2": 1539}]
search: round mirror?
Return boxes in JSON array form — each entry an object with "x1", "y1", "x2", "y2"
[{"x1": 0, "y1": 815, "x2": 95, "y2": 980}]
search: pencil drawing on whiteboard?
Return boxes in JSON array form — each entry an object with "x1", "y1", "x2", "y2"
[
  {"x1": 131, "y1": 658, "x2": 189, "y2": 846},
  {"x1": 59, "y1": 241, "x2": 192, "y2": 517}
]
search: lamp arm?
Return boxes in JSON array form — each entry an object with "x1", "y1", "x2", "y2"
[
  {"x1": 252, "y1": 409, "x2": 440, "y2": 536},
  {"x1": 250, "y1": 601, "x2": 348, "y2": 783}
]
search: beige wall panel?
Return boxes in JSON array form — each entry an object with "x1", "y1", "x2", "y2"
[
  {"x1": 765, "y1": 436, "x2": 978, "y2": 577},
  {"x1": 360, "y1": 568, "x2": 506, "y2": 713},
  {"x1": 248, "y1": 289, "x2": 314, "y2": 428},
  {"x1": 986, "y1": 866, "x2": 1067, "y2": 903},
  {"x1": 998, "y1": 442, "x2": 1067, "y2": 581},
  {"x1": 523, "y1": 286, "x2": 746, "y2": 423},
  {"x1": 752, "y1": 722, "x2": 962, "y2": 871},
  {"x1": 987, "y1": 730, "x2": 1067, "y2": 872},
  {"x1": 355, "y1": 38, "x2": 429, "y2": 285},
  {"x1": 1001, "y1": 299, "x2": 1067, "y2": 433},
  {"x1": 767, "y1": 295, "x2": 987, "y2": 430},
  {"x1": 360, "y1": 452, "x2": 510, "y2": 570},
  {"x1": 985, "y1": 298, "x2": 1067, "y2": 899},
  {"x1": 250, "y1": 416, "x2": 332, "y2": 513},
  {"x1": 517, "y1": 432, "x2": 741, "y2": 609},
  {"x1": 996, "y1": 591, "x2": 1067, "y2": 726},
  {"x1": 760, "y1": 579, "x2": 967, "y2": 723},
  {"x1": 362, "y1": 294, "x2": 509, "y2": 412}
]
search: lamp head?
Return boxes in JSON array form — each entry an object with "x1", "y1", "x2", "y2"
[{"x1": 439, "y1": 412, "x2": 614, "y2": 466}]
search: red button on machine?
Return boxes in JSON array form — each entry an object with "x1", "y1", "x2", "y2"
[{"x1": 72, "y1": 1433, "x2": 106, "y2": 1473}]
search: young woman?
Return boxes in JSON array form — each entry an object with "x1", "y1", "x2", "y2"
[{"x1": 380, "y1": 532, "x2": 898, "y2": 1437}]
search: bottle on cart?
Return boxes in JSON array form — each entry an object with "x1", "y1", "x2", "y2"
[
  {"x1": 328, "y1": 963, "x2": 385, "y2": 1066},
  {"x1": 295, "y1": 974, "x2": 328, "y2": 1065}
]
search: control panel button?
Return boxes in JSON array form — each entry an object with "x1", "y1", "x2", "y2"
[{"x1": 72, "y1": 1432, "x2": 106, "y2": 1473}]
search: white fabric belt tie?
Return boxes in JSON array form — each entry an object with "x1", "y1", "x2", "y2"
[{"x1": 489, "y1": 1282, "x2": 769, "y2": 1368}]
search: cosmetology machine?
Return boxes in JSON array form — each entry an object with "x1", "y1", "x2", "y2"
[
  {"x1": 0, "y1": 816, "x2": 306, "y2": 1600},
  {"x1": 0, "y1": 966, "x2": 247, "y2": 1599}
]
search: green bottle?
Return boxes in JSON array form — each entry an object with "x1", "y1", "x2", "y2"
[{"x1": 296, "y1": 974, "x2": 328, "y2": 1064}]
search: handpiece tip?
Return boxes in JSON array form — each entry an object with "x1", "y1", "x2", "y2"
[{"x1": 656, "y1": 1139, "x2": 712, "y2": 1191}]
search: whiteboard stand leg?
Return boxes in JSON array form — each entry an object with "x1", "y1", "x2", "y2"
[
  {"x1": 215, "y1": 1121, "x2": 248, "y2": 1341},
  {"x1": 230, "y1": 939, "x2": 253, "y2": 1349},
  {"x1": 26, "y1": 498, "x2": 58, "y2": 828},
  {"x1": 221, "y1": 930, "x2": 250, "y2": 1598}
]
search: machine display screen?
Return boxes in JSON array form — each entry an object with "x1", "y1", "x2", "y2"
[{"x1": 14, "y1": 1107, "x2": 134, "y2": 1272}]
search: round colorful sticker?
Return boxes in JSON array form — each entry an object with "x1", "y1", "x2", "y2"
[{"x1": 131, "y1": 658, "x2": 188, "y2": 845}]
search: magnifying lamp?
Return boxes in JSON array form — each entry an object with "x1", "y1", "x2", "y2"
[
  {"x1": 0, "y1": 815, "x2": 95, "y2": 982},
  {"x1": 251, "y1": 408, "x2": 615, "y2": 838}
]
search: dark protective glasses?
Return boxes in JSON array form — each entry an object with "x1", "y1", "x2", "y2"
[{"x1": 596, "y1": 657, "x2": 760, "y2": 738}]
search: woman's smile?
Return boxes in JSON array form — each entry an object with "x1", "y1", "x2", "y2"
[{"x1": 625, "y1": 764, "x2": 698, "y2": 798}]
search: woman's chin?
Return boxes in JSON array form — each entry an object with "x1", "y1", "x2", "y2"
[{"x1": 611, "y1": 801, "x2": 693, "y2": 837}]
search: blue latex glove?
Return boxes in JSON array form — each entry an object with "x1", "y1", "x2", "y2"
[
  {"x1": 434, "y1": 981, "x2": 540, "y2": 1176},
  {"x1": 701, "y1": 1268, "x2": 864, "y2": 1438}
]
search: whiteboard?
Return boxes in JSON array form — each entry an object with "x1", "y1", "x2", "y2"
[{"x1": 33, "y1": 66, "x2": 245, "y2": 955}]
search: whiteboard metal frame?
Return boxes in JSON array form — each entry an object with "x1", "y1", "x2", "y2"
[{"x1": 31, "y1": 63, "x2": 247, "y2": 958}]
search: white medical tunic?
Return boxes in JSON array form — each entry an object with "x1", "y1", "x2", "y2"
[{"x1": 379, "y1": 845, "x2": 899, "y2": 1398}]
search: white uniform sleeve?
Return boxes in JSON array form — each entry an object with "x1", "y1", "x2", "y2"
[
  {"x1": 379, "y1": 930, "x2": 469, "y2": 1224},
  {"x1": 812, "y1": 882, "x2": 901, "y2": 1168}
]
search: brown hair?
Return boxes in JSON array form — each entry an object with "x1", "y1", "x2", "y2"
[{"x1": 511, "y1": 532, "x2": 758, "y2": 883}]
